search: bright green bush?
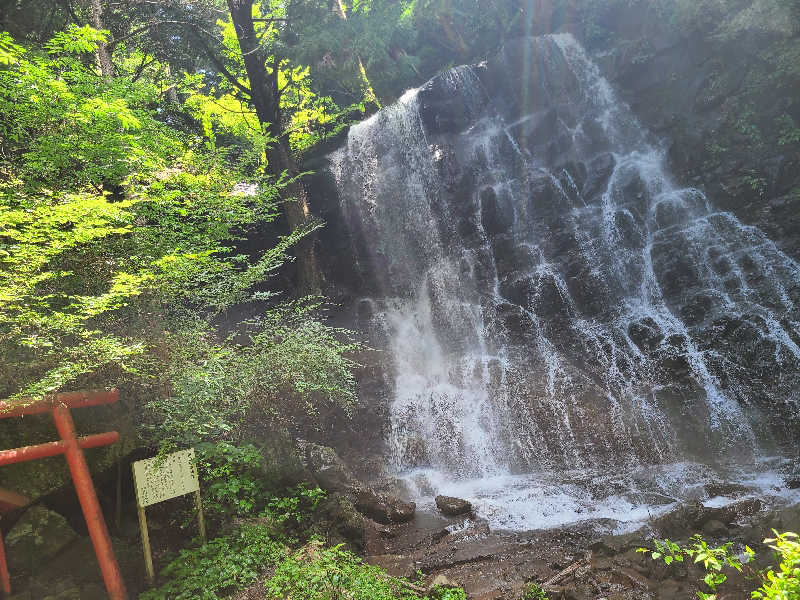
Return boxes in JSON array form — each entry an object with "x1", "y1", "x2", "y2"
[
  {"x1": 138, "y1": 524, "x2": 286, "y2": 600},
  {"x1": 139, "y1": 533, "x2": 467, "y2": 600},
  {"x1": 196, "y1": 442, "x2": 271, "y2": 521},
  {"x1": 265, "y1": 541, "x2": 466, "y2": 600},
  {"x1": 522, "y1": 582, "x2": 550, "y2": 600},
  {"x1": 264, "y1": 483, "x2": 326, "y2": 526},
  {"x1": 752, "y1": 531, "x2": 800, "y2": 600},
  {"x1": 265, "y1": 542, "x2": 419, "y2": 600},
  {"x1": 194, "y1": 442, "x2": 325, "y2": 536},
  {"x1": 638, "y1": 530, "x2": 799, "y2": 600}
]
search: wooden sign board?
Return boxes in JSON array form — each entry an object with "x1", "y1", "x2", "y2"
[
  {"x1": 132, "y1": 449, "x2": 199, "y2": 507},
  {"x1": 132, "y1": 449, "x2": 205, "y2": 584}
]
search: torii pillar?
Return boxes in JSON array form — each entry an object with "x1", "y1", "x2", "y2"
[{"x1": 0, "y1": 389, "x2": 127, "y2": 599}]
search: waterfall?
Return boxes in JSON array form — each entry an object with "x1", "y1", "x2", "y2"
[{"x1": 326, "y1": 34, "x2": 800, "y2": 530}]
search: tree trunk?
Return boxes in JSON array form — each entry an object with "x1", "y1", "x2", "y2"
[
  {"x1": 90, "y1": 0, "x2": 114, "y2": 78},
  {"x1": 332, "y1": 0, "x2": 380, "y2": 107},
  {"x1": 164, "y1": 65, "x2": 179, "y2": 104},
  {"x1": 226, "y1": 0, "x2": 320, "y2": 294}
]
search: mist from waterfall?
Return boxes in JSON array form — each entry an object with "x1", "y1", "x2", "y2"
[{"x1": 328, "y1": 34, "x2": 800, "y2": 530}]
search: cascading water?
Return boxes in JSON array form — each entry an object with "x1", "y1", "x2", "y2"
[{"x1": 326, "y1": 34, "x2": 800, "y2": 530}]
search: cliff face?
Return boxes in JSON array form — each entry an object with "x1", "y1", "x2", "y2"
[
  {"x1": 306, "y1": 19, "x2": 800, "y2": 489},
  {"x1": 581, "y1": 0, "x2": 800, "y2": 262}
]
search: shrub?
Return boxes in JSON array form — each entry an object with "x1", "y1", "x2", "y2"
[
  {"x1": 522, "y1": 582, "x2": 550, "y2": 600},
  {"x1": 751, "y1": 531, "x2": 800, "y2": 600},
  {"x1": 638, "y1": 530, "x2": 799, "y2": 600},
  {"x1": 197, "y1": 441, "x2": 270, "y2": 522},
  {"x1": 139, "y1": 524, "x2": 286, "y2": 600},
  {"x1": 264, "y1": 483, "x2": 326, "y2": 526},
  {"x1": 195, "y1": 441, "x2": 325, "y2": 533},
  {"x1": 264, "y1": 541, "x2": 466, "y2": 600}
]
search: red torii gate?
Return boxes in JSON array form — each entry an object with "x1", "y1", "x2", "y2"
[{"x1": 0, "y1": 389, "x2": 127, "y2": 599}]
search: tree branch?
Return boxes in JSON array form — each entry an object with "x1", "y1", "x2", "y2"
[
  {"x1": 200, "y1": 39, "x2": 252, "y2": 98},
  {"x1": 61, "y1": 0, "x2": 82, "y2": 26},
  {"x1": 107, "y1": 21, "x2": 159, "y2": 50},
  {"x1": 106, "y1": 19, "x2": 253, "y2": 97},
  {"x1": 130, "y1": 55, "x2": 155, "y2": 83}
]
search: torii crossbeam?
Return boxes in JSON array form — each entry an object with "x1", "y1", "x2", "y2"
[{"x1": 0, "y1": 389, "x2": 127, "y2": 599}]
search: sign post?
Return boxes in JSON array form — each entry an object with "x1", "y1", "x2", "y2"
[{"x1": 132, "y1": 448, "x2": 205, "y2": 584}]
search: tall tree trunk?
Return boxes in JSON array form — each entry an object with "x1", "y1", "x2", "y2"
[
  {"x1": 89, "y1": 0, "x2": 126, "y2": 200},
  {"x1": 227, "y1": 0, "x2": 320, "y2": 294},
  {"x1": 164, "y1": 64, "x2": 179, "y2": 104},
  {"x1": 90, "y1": 0, "x2": 113, "y2": 78}
]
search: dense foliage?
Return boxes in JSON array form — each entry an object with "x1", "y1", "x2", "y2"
[
  {"x1": 139, "y1": 523, "x2": 287, "y2": 600},
  {"x1": 142, "y1": 530, "x2": 468, "y2": 600},
  {"x1": 0, "y1": 23, "x2": 359, "y2": 444},
  {"x1": 265, "y1": 542, "x2": 466, "y2": 600},
  {"x1": 2, "y1": 1, "x2": 798, "y2": 598},
  {"x1": 639, "y1": 531, "x2": 800, "y2": 599}
]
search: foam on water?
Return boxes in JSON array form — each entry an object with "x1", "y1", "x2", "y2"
[{"x1": 405, "y1": 461, "x2": 800, "y2": 532}]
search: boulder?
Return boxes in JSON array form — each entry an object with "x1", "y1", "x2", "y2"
[
  {"x1": 5, "y1": 506, "x2": 78, "y2": 575},
  {"x1": 317, "y1": 492, "x2": 366, "y2": 545},
  {"x1": 435, "y1": 495, "x2": 473, "y2": 517},
  {"x1": 430, "y1": 573, "x2": 459, "y2": 588},
  {"x1": 775, "y1": 502, "x2": 800, "y2": 532},
  {"x1": 652, "y1": 499, "x2": 763, "y2": 538},
  {"x1": 589, "y1": 530, "x2": 648, "y2": 557},
  {"x1": 651, "y1": 502, "x2": 708, "y2": 538},
  {"x1": 702, "y1": 519, "x2": 728, "y2": 537},
  {"x1": 703, "y1": 482, "x2": 755, "y2": 498},
  {"x1": 713, "y1": 498, "x2": 763, "y2": 523},
  {"x1": 299, "y1": 441, "x2": 361, "y2": 494},
  {"x1": 354, "y1": 489, "x2": 415, "y2": 524},
  {"x1": 366, "y1": 554, "x2": 416, "y2": 578}
]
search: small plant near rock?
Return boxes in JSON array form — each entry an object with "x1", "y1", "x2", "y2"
[
  {"x1": 197, "y1": 442, "x2": 270, "y2": 521},
  {"x1": 431, "y1": 586, "x2": 467, "y2": 600},
  {"x1": 637, "y1": 530, "x2": 799, "y2": 600},
  {"x1": 638, "y1": 534, "x2": 753, "y2": 599},
  {"x1": 264, "y1": 483, "x2": 326, "y2": 525},
  {"x1": 522, "y1": 581, "x2": 550, "y2": 600},
  {"x1": 751, "y1": 531, "x2": 800, "y2": 600}
]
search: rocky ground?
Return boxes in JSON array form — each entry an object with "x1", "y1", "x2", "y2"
[
  {"x1": 308, "y1": 443, "x2": 800, "y2": 600},
  {"x1": 363, "y1": 497, "x2": 800, "y2": 600},
  {"x1": 3, "y1": 441, "x2": 798, "y2": 599}
]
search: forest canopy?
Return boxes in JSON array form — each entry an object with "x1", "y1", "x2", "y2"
[
  {"x1": 2, "y1": 0, "x2": 798, "y2": 442},
  {"x1": 0, "y1": 0, "x2": 533, "y2": 447}
]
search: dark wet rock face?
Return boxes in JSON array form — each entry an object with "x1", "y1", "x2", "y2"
[
  {"x1": 354, "y1": 489, "x2": 416, "y2": 525},
  {"x1": 299, "y1": 440, "x2": 362, "y2": 493},
  {"x1": 586, "y1": 8, "x2": 800, "y2": 269},
  {"x1": 434, "y1": 495, "x2": 472, "y2": 517},
  {"x1": 5, "y1": 506, "x2": 78, "y2": 575},
  {"x1": 299, "y1": 441, "x2": 417, "y2": 528},
  {"x1": 309, "y1": 31, "x2": 800, "y2": 491}
]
